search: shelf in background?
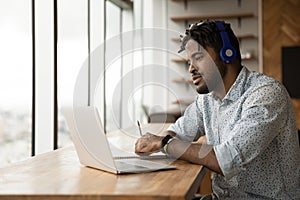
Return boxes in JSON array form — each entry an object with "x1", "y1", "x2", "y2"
[
  {"x1": 237, "y1": 34, "x2": 257, "y2": 40},
  {"x1": 171, "y1": 58, "x2": 187, "y2": 63},
  {"x1": 172, "y1": 34, "x2": 257, "y2": 43},
  {"x1": 172, "y1": 0, "x2": 218, "y2": 1},
  {"x1": 241, "y1": 55, "x2": 256, "y2": 61},
  {"x1": 172, "y1": 37, "x2": 182, "y2": 42},
  {"x1": 172, "y1": 98, "x2": 194, "y2": 106},
  {"x1": 172, "y1": 78, "x2": 193, "y2": 84},
  {"x1": 171, "y1": 13, "x2": 255, "y2": 22},
  {"x1": 171, "y1": 55, "x2": 256, "y2": 63}
]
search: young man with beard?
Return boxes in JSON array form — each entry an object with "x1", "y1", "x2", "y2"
[{"x1": 135, "y1": 20, "x2": 300, "y2": 199}]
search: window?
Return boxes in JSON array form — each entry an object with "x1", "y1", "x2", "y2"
[
  {"x1": 58, "y1": 0, "x2": 134, "y2": 142},
  {"x1": 97, "y1": 0, "x2": 135, "y2": 133},
  {"x1": 0, "y1": 0, "x2": 32, "y2": 166},
  {"x1": 0, "y1": 0, "x2": 136, "y2": 166},
  {"x1": 104, "y1": 1, "x2": 122, "y2": 132},
  {"x1": 57, "y1": 0, "x2": 88, "y2": 148}
]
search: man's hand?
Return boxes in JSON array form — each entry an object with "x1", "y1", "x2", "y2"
[{"x1": 135, "y1": 133, "x2": 164, "y2": 154}]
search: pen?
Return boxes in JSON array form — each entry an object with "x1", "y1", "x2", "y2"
[{"x1": 137, "y1": 120, "x2": 142, "y2": 136}]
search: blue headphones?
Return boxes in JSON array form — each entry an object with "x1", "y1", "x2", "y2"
[{"x1": 214, "y1": 21, "x2": 236, "y2": 63}]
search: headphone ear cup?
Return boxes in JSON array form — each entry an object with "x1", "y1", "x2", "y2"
[
  {"x1": 214, "y1": 21, "x2": 237, "y2": 63},
  {"x1": 220, "y1": 46, "x2": 236, "y2": 63}
]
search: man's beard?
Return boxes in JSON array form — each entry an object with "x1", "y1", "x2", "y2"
[
  {"x1": 196, "y1": 85, "x2": 209, "y2": 94},
  {"x1": 196, "y1": 62, "x2": 227, "y2": 95}
]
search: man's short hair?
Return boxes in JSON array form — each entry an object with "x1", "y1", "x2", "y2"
[{"x1": 179, "y1": 20, "x2": 242, "y2": 63}]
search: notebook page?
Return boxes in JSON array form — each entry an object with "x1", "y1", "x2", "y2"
[{"x1": 109, "y1": 141, "x2": 168, "y2": 160}]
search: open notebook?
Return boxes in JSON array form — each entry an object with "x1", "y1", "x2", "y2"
[
  {"x1": 109, "y1": 143, "x2": 169, "y2": 160},
  {"x1": 62, "y1": 106, "x2": 176, "y2": 174}
]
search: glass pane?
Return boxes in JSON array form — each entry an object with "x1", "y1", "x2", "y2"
[
  {"x1": 0, "y1": 0, "x2": 32, "y2": 166},
  {"x1": 105, "y1": 1, "x2": 121, "y2": 132},
  {"x1": 57, "y1": 0, "x2": 88, "y2": 148}
]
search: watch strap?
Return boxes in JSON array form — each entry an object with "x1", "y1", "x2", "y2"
[
  {"x1": 161, "y1": 135, "x2": 173, "y2": 149},
  {"x1": 161, "y1": 135, "x2": 174, "y2": 154}
]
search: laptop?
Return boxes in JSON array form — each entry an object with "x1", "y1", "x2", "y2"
[{"x1": 62, "y1": 106, "x2": 176, "y2": 174}]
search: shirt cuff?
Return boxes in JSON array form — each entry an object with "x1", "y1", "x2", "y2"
[
  {"x1": 167, "y1": 124, "x2": 179, "y2": 136},
  {"x1": 214, "y1": 141, "x2": 245, "y2": 180},
  {"x1": 167, "y1": 124, "x2": 192, "y2": 141}
]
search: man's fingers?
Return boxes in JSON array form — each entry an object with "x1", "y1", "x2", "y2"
[
  {"x1": 135, "y1": 143, "x2": 149, "y2": 153},
  {"x1": 135, "y1": 139, "x2": 147, "y2": 152},
  {"x1": 134, "y1": 132, "x2": 162, "y2": 153}
]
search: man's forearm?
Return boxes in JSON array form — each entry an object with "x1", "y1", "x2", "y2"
[{"x1": 167, "y1": 139, "x2": 223, "y2": 175}]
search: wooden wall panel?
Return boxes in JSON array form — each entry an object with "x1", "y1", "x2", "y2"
[{"x1": 263, "y1": 0, "x2": 300, "y2": 129}]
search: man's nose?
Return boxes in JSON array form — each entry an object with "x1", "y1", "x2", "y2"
[{"x1": 189, "y1": 62, "x2": 195, "y2": 73}]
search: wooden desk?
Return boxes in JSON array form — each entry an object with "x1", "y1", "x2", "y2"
[{"x1": 0, "y1": 124, "x2": 206, "y2": 200}]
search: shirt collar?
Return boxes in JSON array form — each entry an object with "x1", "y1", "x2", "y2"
[
  {"x1": 204, "y1": 66, "x2": 249, "y2": 102},
  {"x1": 223, "y1": 66, "x2": 249, "y2": 102}
]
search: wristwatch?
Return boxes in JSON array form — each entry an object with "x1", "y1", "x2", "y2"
[{"x1": 161, "y1": 135, "x2": 173, "y2": 154}]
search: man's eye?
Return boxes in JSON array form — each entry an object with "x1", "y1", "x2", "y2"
[
  {"x1": 187, "y1": 60, "x2": 191, "y2": 65},
  {"x1": 195, "y1": 55, "x2": 202, "y2": 61}
]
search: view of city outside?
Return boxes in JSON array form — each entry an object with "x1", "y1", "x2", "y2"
[
  {"x1": 57, "y1": 0, "x2": 128, "y2": 146},
  {"x1": 0, "y1": 0, "x2": 88, "y2": 166},
  {"x1": 0, "y1": 0, "x2": 32, "y2": 167},
  {"x1": 0, "y1": 0, "x2": 131, "y2": 167}
]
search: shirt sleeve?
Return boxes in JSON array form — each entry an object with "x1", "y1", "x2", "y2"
[
  {"x1": 214, "y1": 82, "x2": 290, "y2": 179},
  {"x1": 168, "y1": 95, "x2": 205, "y2": 142}
]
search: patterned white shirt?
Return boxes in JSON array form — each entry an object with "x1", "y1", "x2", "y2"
[{"x1": 168, "y1": 67, "x2": 300, "y2": 199}]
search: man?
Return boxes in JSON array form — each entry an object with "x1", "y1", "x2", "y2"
[{"x1": 135, "y1": 20, "x2": 300, "y2": 199}]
